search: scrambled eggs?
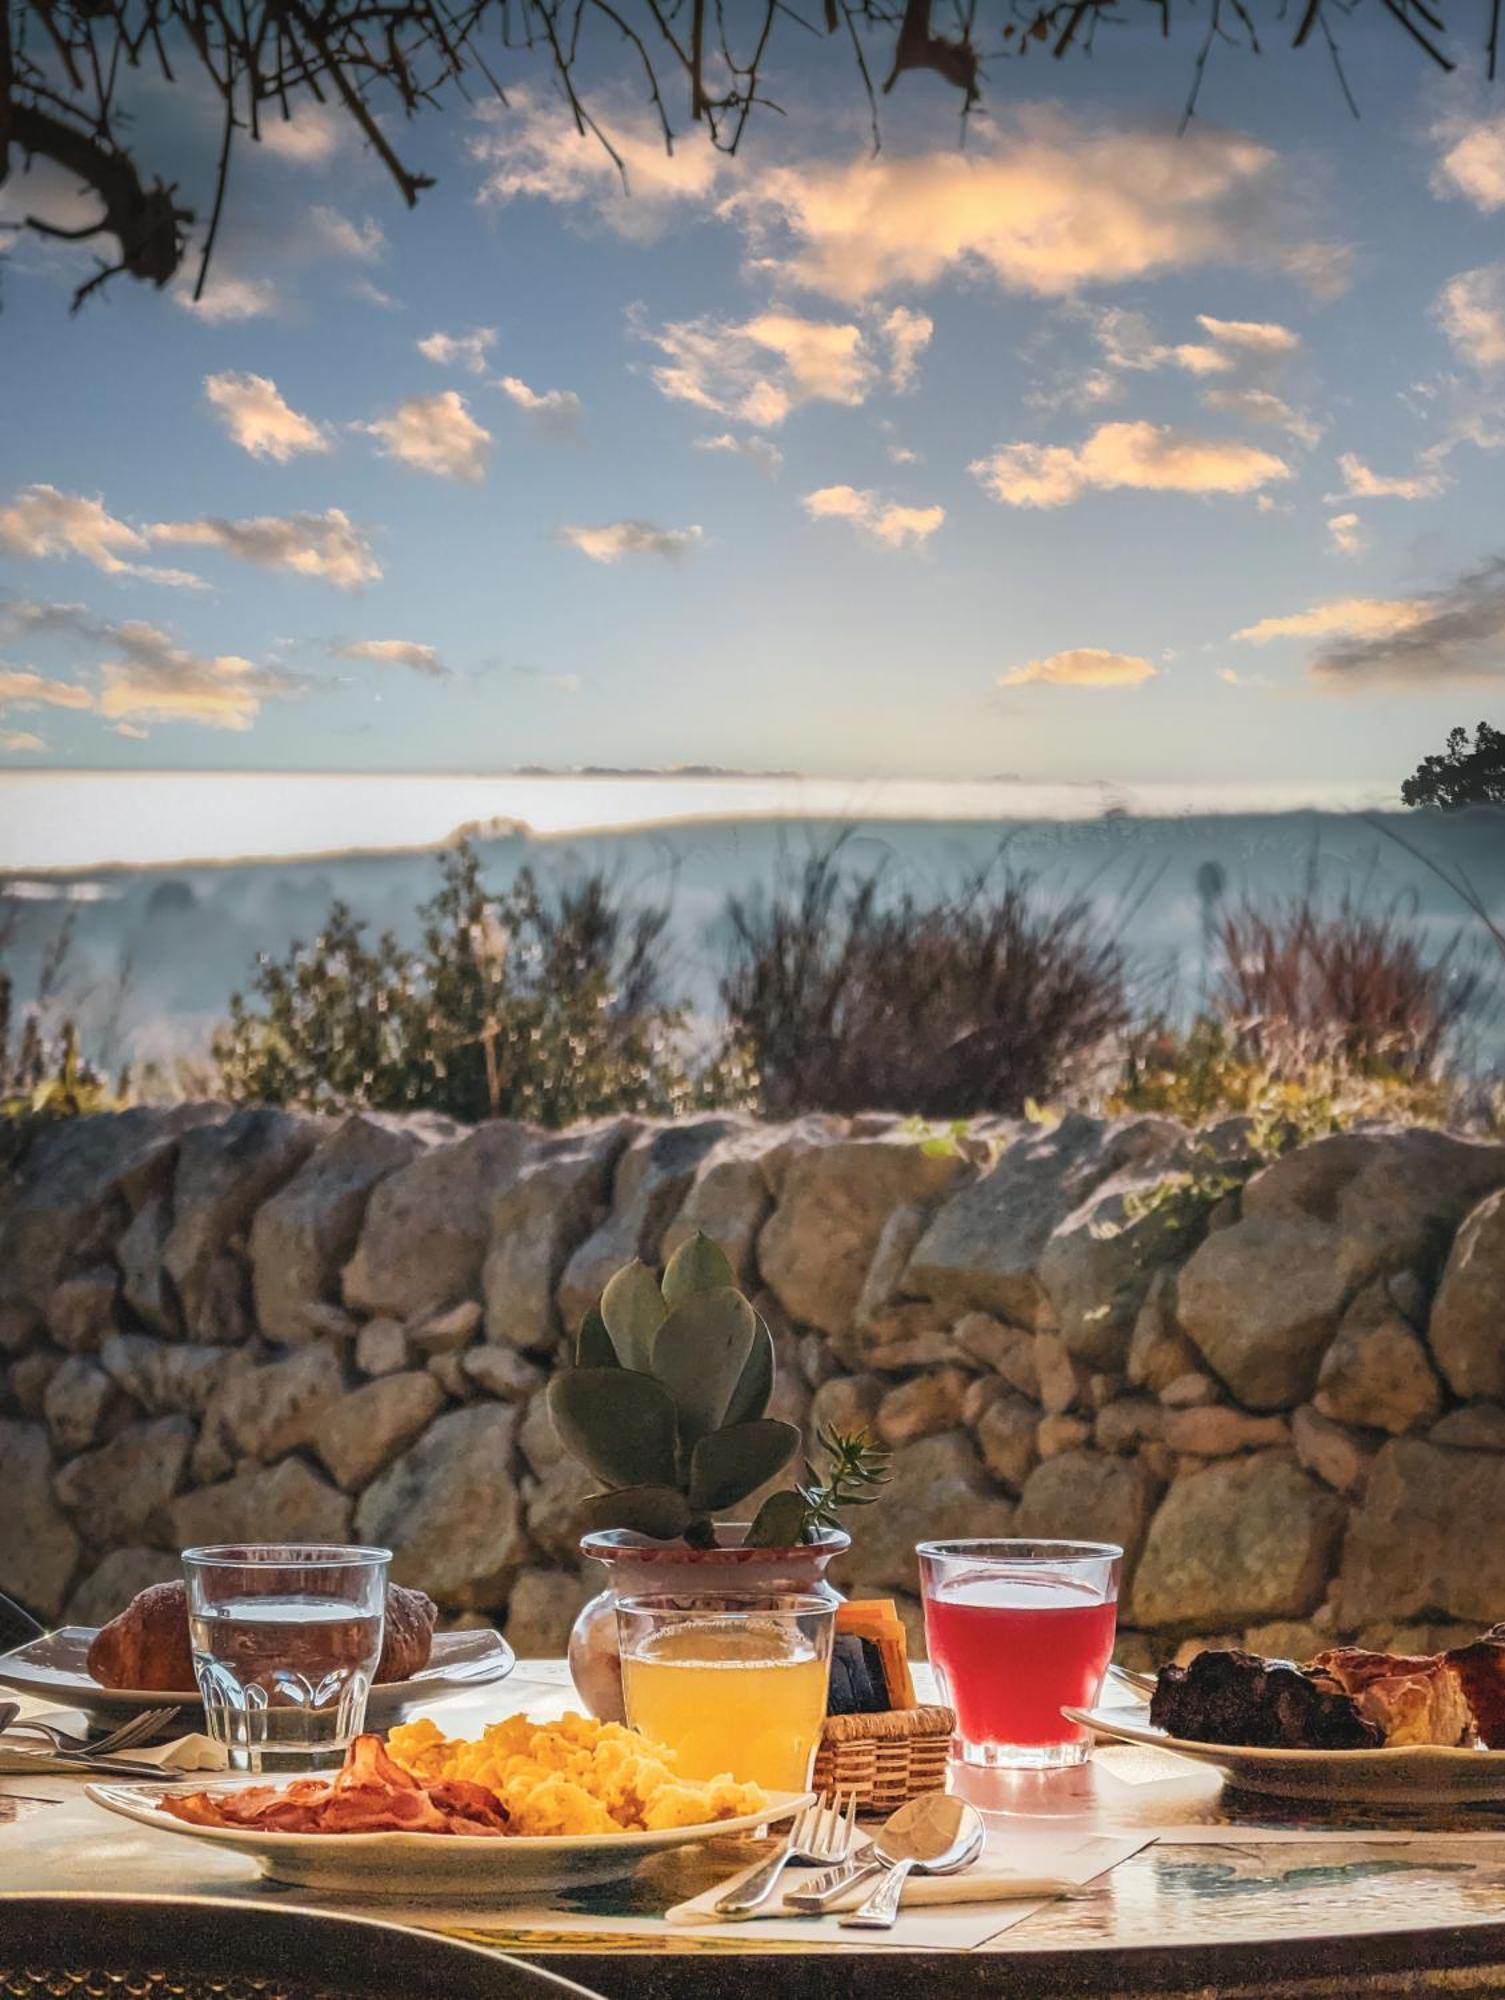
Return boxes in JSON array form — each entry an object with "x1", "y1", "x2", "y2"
[{"x1": 386, "y1": 1712, "x2": 767, "y2": 1836}]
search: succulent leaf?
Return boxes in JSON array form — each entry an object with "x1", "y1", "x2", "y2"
[
  {"x1": 600, "y1": 1259, "x2": 667, "y2": 1372},
  {"x1": 575, "y1": 1306, "x2": 618, "y2": 1369},
  {"x1": 650, "y1": 1285, "x2": 757, "y2": 1446},
  {"x1": 720, "y1": 1316, "x2": 774, "y2": 1428},
  {"x1": 688, "y1": 1419, "x2": 801, "y2": 1514},
  {"x1": 661, "y1": 1232, "x2": 737, "y2": 1307},
  {"x1": 579, "y1": 1485, "x2": 693, "y2": 1540},
  {"x1": 744, "y1": 1489, "x2": 810, "y2": 1549},
  {"x1": 547, "y1": 1368, "x2": 677, "y2": 1490}
]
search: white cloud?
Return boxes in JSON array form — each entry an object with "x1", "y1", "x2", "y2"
[
  {"x1": 1437, "y1": 266, "x2": 1505, "y2": 371},
  {"x1": 96, "y1": 622, "x2": 297, "y2": 730},
  {"x1": 695, "y1": 432, "x2": 783, "y2": 475},
  {"x1": 558, "y1": 520, "x2": 703, "y2": 563},
  {"x1": 0, "y1": 485, "x2": 200, "y2": 586},
  {"x1": 879, "y1": 307, "x2": 933, "y2": 390},
  {"x1": 0, "y1": 665, "x2": 93, "y2": 712},
  {"x1": 999, "y1": 647, "x2": 1157, "y2": 688},
  {"x1": 351, "y1": 278, "x2": 402, "y2": 311},
  {"x1": 259, "y1": 105, "x2": 345, "y2": 165},
  {"x1": 801, "y1": 485, "x2": 945, "y2": 548},
  {"x1": 1335, "y1": 450, "x2": 1446, "y2": 501},
  {"x1": 112, "y1": 721, "x2": 150, "y2": 740},
  {"x1": 0, "y1": 731, "x2": 45, "y2": 752},
  {"x1": 310, "y1": 206, "x2": 384, "y2": 262},
  {"x1": 1194, "y1": 314, "x2": 1301, "y2": 356},
  {"x1": 204, "y1": 372, "x2": 328, "y2": 462},
  {"x1": 1200, "y1": 386, "x2": 1322, "y2": 447},
  {"x1": 419, "y1": 328, "x2": 498, "y2": 375},
  {"x1": 970, "y1": 421, "x2": 1291, "y2": 508},
  {"x1": 333, "y1": 638, "x2": 447, "y2": 678},
  {"x1": 1432, "y1": 114, "x2": 1505, "y2": 211},
  {"x1": 496, "y1": 376, "x2": 584, "y2": 436},
  {"x1": 887, "y1": 444, "x2": 920, "y2": 465},
  {"x1": 361, "y1": 390, "x2": 491, "y2": 481},
  {"x1": 1327, "y1": 512, "x2": 1365, "y2": 556},
  {"x1": 641, "y1": 308, "x2": 879, "y2": 427},
  {"x1": 1234, "y1": 597, "x2": 1427, "y2": 644},
  {"x1": 176, "y1": 273, "x2": 280, "y2": 322},
  {"x1": 151, "y1": 508, "x2": 381, "y2": 588}
]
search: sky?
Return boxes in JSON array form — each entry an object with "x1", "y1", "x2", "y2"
[{"x1": 3, "y1": 21, "x2": 1505, "y2": 811}]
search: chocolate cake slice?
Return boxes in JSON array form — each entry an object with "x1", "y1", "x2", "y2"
[{"x1": 1150, "y1": 1648, "x2": 1383, "y2": 1750}]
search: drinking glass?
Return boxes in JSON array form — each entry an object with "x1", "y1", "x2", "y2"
[
  {"x1": 616, "y1": 1594, "x2": 835, "y2": 1791},
  {"x1": 182, "y1": 1543, "x2": 390, "y2": 1772},
  {"x1": 918, "y1": 1539, "x2": 1122, "y2": 1770}
]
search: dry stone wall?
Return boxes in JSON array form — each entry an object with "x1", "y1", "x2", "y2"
[{"x1": 5, "y1": 1104, "x2": 1505, "y2": 1667}]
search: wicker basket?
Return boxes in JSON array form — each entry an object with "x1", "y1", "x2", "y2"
[{"x1": 810, "y1": 1705, "x2": 954, "y2": 1811}]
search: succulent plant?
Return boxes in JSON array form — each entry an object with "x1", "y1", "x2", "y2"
[{"x1": 547, "y1": 1232, "x2": 802, "y2": 1547}]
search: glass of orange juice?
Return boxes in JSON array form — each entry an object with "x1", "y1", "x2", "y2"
[{"x1": 616, "y1": 1594, "x2": 835, "y2": 1791}]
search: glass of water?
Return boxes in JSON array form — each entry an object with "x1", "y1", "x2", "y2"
[{"x1": 181, "y1": 1543, "x2": 390, "y2": 1772}]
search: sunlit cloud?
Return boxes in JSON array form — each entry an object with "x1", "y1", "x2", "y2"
[
  {"x1": 0, "y1": 665, "x2": 93, "y2": 712},
  {"x1": 361, "y1": 390, "x2": 492, "y2": 481},
  {"x1": 332, "y1": 638, "x2": 448, "y2": 678},
  {"x1": 496, "y1": 376, "x2": 584, "y2": 436},
  {"x1": 1201, "y1": 386, "x2": 1322, "y2": 446},
  {"x1": 695, "y1": 432, "x2": 783, "y2": 475},
  {"x1": 999, "y1": 647, "x2": 1157, "y2": 688},
  {"x1": 1335, "y1": 450, "x2": 1446, "y2": 501},
  {"x1": 1327, "y1": 512, "x2": 1365, "y2": 556},
  {"x1": 175, "y1": 273, "x2": 280, "y2": 322},
  {"x1": 419, "y1": 327, "x2": 497, "y2": 375},
  {"x1": 259, "y1": 104, "x2": 345, "y2": 165},
  {"x1": 0, "y1": 485, "x2": 201, "y2": 586},
  {"x1": 1303, "y1": 555, "x2": 1505, "y2": 688},
  {"x1": 879, "y1": 307, "x2": 933, "y2": 390},
  {"x1": 558, "y1": 520, "x2": 703, "y2": 563},
  {"x1": 310, "y1": 206, "x2": 384, "y2": 262},
  {"x1": 204, "y1": 372, "x2": 329, "y2": 462},
  {"x1": 151, "y1": 508, "x2": 381, "y2": 588},
  {"x1": 1432, "y1": 112, "x2": 1505, "y2": 211},
  {"x1": 971, "y1": 421, "x2": 1291, "y2": 508},
  {"x1": 640, "y1": 308, "x2": 879, "y2": 427},
  {"x1": 0, "y1": 731, "x2": 45, "y2": 752},
  {"x1": 1234, "y1": 597, "x2": 1427, "y2": 644},
  {"x1": 801, "y1": 485, "x2": 944, "y2": 548},
  {"x1": 1436, "y1": 265, "x2": 1505, "y2": 371}
]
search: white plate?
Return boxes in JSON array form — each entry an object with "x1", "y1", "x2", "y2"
[
  {"x1": 86, "y1": 1779, "x2": 808, "y2": 1894},
  {"x1": 0, "y1": 1627, "x2": 514, "y2": 1729},
  {"x1": 1067, "y1": 1705, "x2": 1505, "y2": 1805}
]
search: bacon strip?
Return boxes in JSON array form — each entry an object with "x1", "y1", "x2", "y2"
[{"x1": 158, "y1": 1734, "x2": 511, "y2": 1837}]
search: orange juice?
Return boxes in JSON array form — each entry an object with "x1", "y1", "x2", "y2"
[{"x1": 621, "y1": 1620, "x2": 829, "y2": 1790}]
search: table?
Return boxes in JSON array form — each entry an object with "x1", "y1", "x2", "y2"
[{"x1": 7, "y1": 1661, "x2": 1505, "y2": 1998}]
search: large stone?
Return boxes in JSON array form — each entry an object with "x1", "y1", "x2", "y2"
[
  {"x1": 505, "y1": 1567, "x2": 593, "y2": 1659},
  {"x1": 1314, "y1": 1283, "x2": 1442, "y2": 1435},
  {"x1": 1291, "y1": 1403, "x2": 1378, "y2": 1497},
  {"x1": 251, "y1": 1114, "x2": 425, "y2": 1345},
  {"x1": 517, "y1": 1388, "x2": 595, "y2": 1564},
  {"x1": 54, "y1": 1416, "x2": 193, "y2": 1545},
  {"x1": 1132, "y1": 1452, "x2": 1345, "y2": 1631},
  {"x1": 1015, "y1": 1451, "x2": 1160, "y2": 1577},
  {"x1": 64, "y1": 1546, "x2": 179, "y2": 1624},
  {"x1": 356, "y1": 1319, "x2": 408, "y2": 1377},
  {"x1": 0, "y1": 1420, "x2": 80, "y2": 1618},
  {"x1": 1176, "y1": 1214, "x2": 1351, "y2": 1411},
  {"x1": 1034, "y1": 1333, "x2": 1089, "y2": 1415},
  {"x1": 876, "y1": 1369, "x2": 972, "y2": 1446},
  {"x1": 99, "y1": 1334, "x2": 247, "y2": 1417},
  {"x1": 661, "y1": 1125, "x2": 788, "y2": 1284},
  {"x1": 482, "y1": 1123, "x2": 628, "y2": 1353},
  {"x1": 117, "y1": 1197, "x2": 178, "y2": 1335},
  {"x1": 1430, "y1": 1403, "x2": 1505, "y2": 1452},
  {"x1": 841, "y1": 1431, "x2": 1014, "y2": 1596},
  {"x1": 343, "y1": 1121, "x2": 536, "y2": 1321},
  {"x1": 42, "y1": 1357, "x2": 122, "y2": 1452},
  {"x1": 809, "y1": 1373, "x2": 884, "y2": 1438},
  {"x1": 316, "y1": 1372, "x2": 444, "y2": 1491},
  {"x1": 1339, "y1": 1439, "x2": 1505, "y2": 1627},
  {"x1": 1160, "y1": 1406, "x2": 1290, "y2": 1456},
  {"x1": 162, "y1": 1109, "x2": 320, "y2": 1337},
  {"x1": 195, "y1": 1342, "x2": 346, "y2": 1475},
  {"x1": 1038, "y1": 1153, "x2": 1197, "y2": 1371},
  {"x1": 973, "y1": 1393, "x2": 1040, "y2": 1493},
  {"x1": 47, "y1": 1267, "x2": 122, "y2": 1354},
  {"x1": 1430, "y1": 1189, "x2": 1505, "y2": 1401},
  {"x1": 558, "y1": 1119, "x2": 745, "y2": 1333},
  {"x1": 1127, "y1": 1269, "x2": 1199, "y2": 1394},
  {"x1": 355, "y1": 1405, "x2": 526, "y2": 1609},
  {"x1": 759, "y1": 1133, "x2": 967, "y2": 1340},
  {"x1": 463, "y1": 1345, "x2": 543, "y2": 1402},
  {"x1": 168, "y1": 1457, "x2": 352, "y2": 1549}
]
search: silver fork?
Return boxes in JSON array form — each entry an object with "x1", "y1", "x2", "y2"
[
  {"x1": 3, "y1": 1707, "x2": 180, "y2": 1756},
  {"x1": 714, "y1": 1794, "x2": 858, "y2": 1918}
]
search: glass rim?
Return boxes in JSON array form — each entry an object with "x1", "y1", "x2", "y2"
[
  {"x1": 614, "y1": 1592, "x2": 836, "y2": 1618},
  {"x1": 180, "y1": 1543, "x2": 393, "y2": 1569},
  {"x1": 915, "y1": 1537, "x2": 1124, "y2": 1562}
]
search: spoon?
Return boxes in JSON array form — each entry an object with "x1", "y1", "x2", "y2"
[{"x1": 784, "y1": 1793, "x2": 986, "y2": 1928}]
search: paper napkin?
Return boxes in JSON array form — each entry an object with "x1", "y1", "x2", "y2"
[{"x1": 0, "y1": 1731, "x2": 228, "y2": 1777}]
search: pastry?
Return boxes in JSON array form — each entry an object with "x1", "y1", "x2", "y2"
[
  {"x1": 1311, "y1": 1647, "x2": 1474, "y2": 1748},
  {"x1": 1445, "y1": 1628, "x2": 1505, "y2": 1749}
]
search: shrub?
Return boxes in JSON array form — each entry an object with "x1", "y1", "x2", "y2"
[
  {"x1": 0, "y1": 931, "x2": 118, "y2": 1172},
  {"x1": 717, "y1": 843, "x2": 1131, "y2": 1118}
]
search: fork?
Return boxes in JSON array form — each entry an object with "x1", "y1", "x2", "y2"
[
  {"x1": 714, "y1": 1794, "x2": 858, "y2": 1918},
  {"x1": 3, "y1": 1707, "x2": 181, "y2": 1757}
]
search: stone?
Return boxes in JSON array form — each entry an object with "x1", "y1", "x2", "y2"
[
  {"x1": 1314, "y1": 1283, "x2": 1443, "y2": 1435},
  {"x1": 1095, "y1": 1396, "x2": 1165, "y2": 1455},
  {"x1": 1176, "y1": 1213, "x2": 1352, "y2": 1411},
  {"x1": 1038, "y1": 1154, "x2": 1197, "y2": 1370},
  {"x1": 798, "y1": 1333, "x2": 841, "y2": 1389},
  {"x1": 43, "y1": 1357, "x2": 121, "y2": 1452},
  {"x1": 1291, "y1": 1403, "x2": 1378, "y2": 1497},
  {"x1": 164, "y1": 1108, "x2": 320, "y2": 1337},
  {"x1": 356, "y1": 1319, "x2": 408, "y2": 1377},
  {"x1": 302, "y1": 1303, "x2": 360, "y2": 1342},
  {"x1": 505, "y1": 1568, "x2": 593, "y2": 1659},
  {"x1": 195, "y1": 1253, "x2": 254, "y2": 1345},
  {"x1": 997, "y1": 1338, "x2": 1041, "y2": 1401},
  {"x1": 876, "y1": 1369, "x2": 972, "y2": 1446},
  {"x1": 1355, "y1": 1620, "x2": 1477, "y2": 1654},
  {"x1": 8, "y1": 1348, "x2": 61, "y2": 1417},
  {"x1": 1088, "y1": 1372, "x2": 1126, "y2": 1413},
  {"x1": 99, "y1": 1334, "x2": 246, "y2": 1417},
  {"x1": 760, "y1": 1134, "x2": 967, "y2": 1340},
  {"x1": 517, "y1": 1389, "x2": 595, "y2": 1565},
  {"x1": 463, "y1": 1345, "x2": 544, "y2": 1402},
  {"x1": 48, "y1": 1267, "x2": 121, "y2": 1353},
  {"x1": 1037, "y1": 1413, "x2": 1092, "y2": 1459},
  {"x1": 250, "y1": 1113, "x2": 424, "y2": 1345},
  {"x1": 0, "y1": 1302, "x2": 42, "y2": 1355},
  {"x1": 344, "y1": 1121, "x2": 536, "y2": 1322},
  {"x1": 1034, "y1": 1334, "x2": 1088, "y2": 1415},
  {"x1": 483, "y1": 1123, "x2": 629, "y2": 1352},
  {"x1": 1243, "y1": 1620, "x2": 1328, "y2": 1662},
  {"x1": 661, "y1": 1126, "x2": 785, "y2": 1283},
  {"x1": 428, "y1": 1352, "x2": 467, "y2": 1397},
  {"x1": 951, "y1": 1311, "x2": 1027, "y2": 1371},
  {"x1": 1430, "y1": 1403, "x2": 1505, "y2": 1451},
  {"x1": 64, "y1": 1546, "x2": 180, "y2": 1623},
  {"x1": 1132, "y1": 1452, "x2": 1345, "y2": 1631},
  {"x1": 117, "y1": 1196, "x2": 178, "y2": 1336},
  {"x1": 316, "y1": 1372, "x2": 445, "y2": 1490},
  {"x1": 841, "y1": 1431, "x2": 1014, "y2": 1596},
  {"x1": 844, "y1": 1202, "x2": 947, "y2": 1366},
  {"x1": 0, "y1": 1420, "x2": 80, "y2": 1618},
  {"x1": 809, "y1": 1373, "x2": 882, "y2": 1440},
  {"x1": 356, "y1": 1405, "x2": 526, "y2": 1609},
  {"x1": 973, "y1": 1392, "x2": 1040, "y2": 1493},
  {"x1": 1160, "y1": 1371, "x2": 1219, "y2": 1408},
  {"x1": 1161, "y1": 1407, "x2": 1290, "y2": 1456},
  {"x1": 961, "y1": 1374, "x2": 1011, "y2": 1426},
  {"x1": 1339, "y1": 1439, "x2": 1505, "y2": 1627},
  {"x1": 196, "y1": 1343, "x2": 346, "y2": 1471},
  {"x1": 1430, "y1": 1189, "x2": 1505, "y2": 1402},
  {"x1": 1016, "y1": 1451, "x2": 1160, "y2": 1575},
  {"x1": 408, "y1": 1300, "x2": 483, "y2": 1353},
  {"x1": 1387, "y1": 1268, "x2": 1430, "y2": 1331},
  {"x1": 1127, "y1": 1269, "x2": 1199, "y2": 1394},
  {"x1": 55, "y1": 1416, "x2": 194, "y2": 1545},
  {"x1": 168, "y1": 1458, "x2": 352, "y2": 1549},
  {"x1": 558, "y1": 1120, "x2": 740, "y2": 1334}
]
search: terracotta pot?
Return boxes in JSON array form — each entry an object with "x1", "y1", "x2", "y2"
[{"x1": 567, "y1": 1524, "x2": 851, "y2": 1722}]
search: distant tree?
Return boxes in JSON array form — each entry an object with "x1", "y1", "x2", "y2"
[{"x1": 1401, "y1": 724, "x2": 1505, "y2": 812}]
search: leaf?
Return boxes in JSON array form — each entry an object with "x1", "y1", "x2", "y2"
[
  {"x1": 688, "y1": 1420, "x2": 801, "y2": 1515},
  {"x1": 744, "y1": 1489, "x2": 810, "y2": 1550},
  {"x1": 650, "y1": 1285, "x2": 757, "y2": 1446},
  {"x1": 575, "y1": 1306, "x2": 618, "y2": 1368},
  {"x1": 661, "y1": 1232, "x2": 737, "y2": 1307},
  {"x1": 546, "y1": 1369, "x2": 678, "y2": 1490},
  {"x1": 720, "y1": 1316, "x2": 774, "y2": 1428},
  {"x1": 600, "y1": 1259, "x2": 667, "y2": 1372},
  {"x1": 578, "y1": 1486, "x2": 693, "y2": 1540}
]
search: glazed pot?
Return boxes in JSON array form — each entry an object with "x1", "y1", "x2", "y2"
[{"x1": 567, "y1": 1524, "x2": 851, "y2": 1722}]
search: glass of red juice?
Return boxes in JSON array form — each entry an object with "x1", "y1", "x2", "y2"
[{"x1": 918, "y1": 1539, "x2": 1122, "y2": 1770}]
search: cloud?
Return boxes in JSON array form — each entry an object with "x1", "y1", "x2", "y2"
[
  {"x1": 1327, "y1": 512, "x2": 1365, "y2": 556},
  {"x1": 1200, "y1": 386, "x2": 1322, "y2": 446},
  {"x1": 1432, "y1": 113, "x2": 1505, "y2": 211},
  {"x1": 1303, "y1": 555, "x2": 1505, "y2": 688},
  {"x1": 259, "y1": 105, "x2": 345, "y2": 164},
  {"x1": 204, "y1": 372, "x2": 328, "y2": 462},
  {"x1": 558, "y1": 520, "x2": 703, "y2": 563},
  {"x1": 496, "y1": 376, "x2": 584, "y2": 437},
  {"x1": 0, "y1": 665, "x2": 93, "y2": 712},
  {"x1": 801, "y1": 485, "x2": 945, "y2": 548},
  {"x1": 351, "y1": 278, "x2": 402, "y2": 311},
  {"x1": 0, "y1": 731, "x2": 45, "y2": 752},
  {"x1": 999, "y1": 647, "x2": 1158, "y2": 688},
  {"x1": 879, "y1": 307, "x2": 933, "y2": 390},
  {"x1": 1195, "y1": 315, "x2": 1301, "y2": 357},
  {"x1": 310, "y1": 206, "x2": 384, "y2": 261},
  {"x1": 695, "y1": 432, "x2": 783, "y2": 475},
  {"x1": 0, "y1": 485, "x2": 200, "y2": 585},
  {"x1": 640, "y1": 308, "x2": 880, "y2": 427},
  {"x1": 1233, "y1": 597, "x2": 1427, "y2": 644},
  {"x1": 970, "y1": 421, "x2": 1291, "y2": 508},
  {"x1": 361, "y1": 391, "x2": 492, "y2": 481},
  {"x1": 1335, "y1": 450, "x2": 1446, "y2": 501},
  {"x1": 332, "y1": 638, "x2": 447, "y2": 678},
  {"x1": 151, "y1": 508, "x2": 381, "y2": 587},
  {"x1": 419, "y1": 328, "x2": 498, "y2": 375},
  {"x1": 1437, "y1": 266, "x2": 1505, "y2": 371},
  {"x1": 176, "y1": 273, "x2": 280, "y2": 322}
]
